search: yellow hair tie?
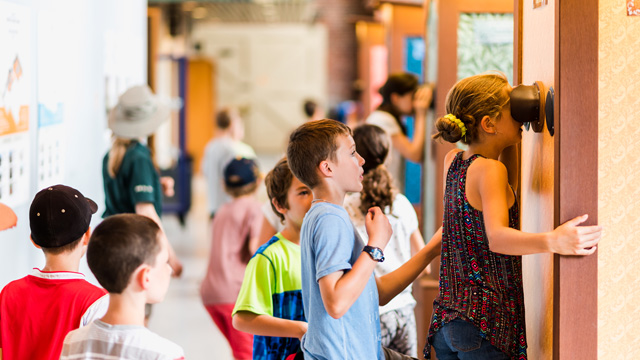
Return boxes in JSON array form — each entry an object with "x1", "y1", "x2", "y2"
[{"x1": 444, "y1": 114, "x2": 466, "y2": 137}]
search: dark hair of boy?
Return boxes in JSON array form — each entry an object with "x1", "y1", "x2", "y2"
[
  {"x1": 265, "y1": 157, "x2": 294, "y2": 224},
  {"x1": 216, "y1": 108, "x2": 232, "y2": 130},
  {"x1": 286, "y1": 119, "x2": 351, "y2": 189},
  {"x1": 41, "y1": 238, "x2": 83, "y2": 255},
  {"x1": 352, "y1": 124, "x2": 395, "y2": 215},
  {"x1": 224, "y1": 182, "x2": 258, "y2": 198},
  {"x1": 303, "y1": 100, "x2": 317, "y2": 118},
  {"x1": 87, "y1": 214, "x2": 161, "y2": 294}
]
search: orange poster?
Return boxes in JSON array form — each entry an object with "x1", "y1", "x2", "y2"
[{"x1": 628, "y1": 0, "x2": 640, "y2": 16}]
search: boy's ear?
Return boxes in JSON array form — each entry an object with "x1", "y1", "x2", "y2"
[
  {"x1": 271, "y1": 197, "x2": 287, "y2": 216},
  {"x1": 318, "y1": 159, "x2": 332, "y2": 177},
  {"x1": 30, "y1": 236, "x2": 42, "y2": 250},
  {"x1": 136, "y1": 265, "x2": 152, "y2": 291},
  {"x1": 479, "y1": 115, "x2": 497, "y2": 135},
  {"x1": 82, "y1": 227, "x2": 91, "y2": 246}
]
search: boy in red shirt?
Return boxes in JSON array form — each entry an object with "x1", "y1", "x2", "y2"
[{"x1": 0, "y1": 185, "x2": 108, "y2": 360}]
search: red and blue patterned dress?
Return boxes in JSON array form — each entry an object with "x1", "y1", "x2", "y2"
[{"x1": 425, "y1": 152, "x2": 527, "y2": 359}]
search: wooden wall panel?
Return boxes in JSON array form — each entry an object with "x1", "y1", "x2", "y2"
[{"x1": 553, "y1": 0, "x2": 598, "y2": 358}]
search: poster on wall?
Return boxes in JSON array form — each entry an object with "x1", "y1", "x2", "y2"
[
  {"x1": 628, "y1": 0, "x2": 640, "y2": 15},
  {"x1": 37, "y1": 6, "x2": 72, "y2": 189},
  {"x1": 0, "y1": 1, "x2": 30, "y2": 207}
]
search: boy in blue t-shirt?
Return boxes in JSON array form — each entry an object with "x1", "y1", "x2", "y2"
[
  {"x1": 286, "y1": 120, "x2": 441, "y2": 360},
  {"x1": 232, "y1": 157, "x2": 312, "y2": 360}
]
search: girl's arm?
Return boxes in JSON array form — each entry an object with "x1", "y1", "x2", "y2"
[
  {"x1": 135, "y1": 202, "x2": 183, "y2": 277},
  {"x1": 478, "y1": 161, "x2": 602, "y2": 256},
  {"x1": 318, "y1": 207, "x2": 392, "y2": 319},
  {"x1": 410, "y1": 229, "x2": 425, "y2": 256},
  {"x1": 390, "y1": 86, "x2": 432, "y2": 163},
  {"x1": 376, "y1": 227, "x2": 442, "y2": 305},
  {"x1": 233, "y1": 312, "x2": 307, "y2": 340},
  {"x1": 499, "y1": 144, "x2": 520, "y2": 192}
]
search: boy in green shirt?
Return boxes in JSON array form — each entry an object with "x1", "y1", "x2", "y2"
[{"x1": 232, "y1": 157, "x2": 311, "y2": 360}]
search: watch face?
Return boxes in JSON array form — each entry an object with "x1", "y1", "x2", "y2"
[{"x1": 364, "y1": 246, "x2": 384, "y2": 262}]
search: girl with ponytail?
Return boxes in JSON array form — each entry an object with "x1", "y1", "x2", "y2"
[
  {"x1": 343, "y1": 124, "x2": 430, "y2": 357},
  {"x1": 426, "y1": 72, "x2": 602, "y2": 359}
]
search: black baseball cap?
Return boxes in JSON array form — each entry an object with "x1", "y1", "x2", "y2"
[
  {"x1": 224, "y1": 157, "x2": 259, "y2": 188},
  {"x1": 29, "y1": 185, "x2": 98, "y2": 248}
]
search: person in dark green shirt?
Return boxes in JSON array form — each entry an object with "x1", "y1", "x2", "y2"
[{"x1": 103, "y1": 85, "x2": 182, "y2": 277}]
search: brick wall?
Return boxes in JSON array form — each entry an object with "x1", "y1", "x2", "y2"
[{"x1": 318, "y1": 0, "x2": 372, "y2": 107}]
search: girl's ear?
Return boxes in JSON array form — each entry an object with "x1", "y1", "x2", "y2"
[
  {"x1": 479, "y1": 115, "x2": 497, "y2": 135},
  {"x1": 318, "y1": 160, "x2": 332, "y2": 177}
]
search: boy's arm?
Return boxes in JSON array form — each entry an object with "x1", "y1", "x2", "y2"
[
  {"x1": 233, "y1": 312, "x2": 307, "y2": 340},
  {"x1": 376, "y1": 227, "x2": 442, "y2": 306},
  {"x1": 135, "y1": 202, "x2": 183, "y2": 277},
  {"x1": 318, "y1": 207, "x2": 392, "y2": 319}
]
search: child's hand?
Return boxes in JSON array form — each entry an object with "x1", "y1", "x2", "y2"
[
  {"x1": 365, "y1": 207, "x2": 392, "y2": 249},
  {"x1": 413, "y1": 84, "x2": 433, "y2": 112},
  {"x1": 550, "y1": 214, "x2": 602, "y2": 255},
  {"x1": 160, "y1": 176, "x2": 175, "y2": 197}
]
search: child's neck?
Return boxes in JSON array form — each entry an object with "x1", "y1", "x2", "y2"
[
  {"x1": 467, "y1": 142, "x2": 504, "y2": 160},
  {"x1": 280, "y1": 223, "x2": 301, "y2": 245},
  {"x1": 42, "y1": 250, "x2": 82, "y2": 273},
  {"x1": 101, "y1": 292, "x2": 147, "y2": 326},
  {"x1": 311, "y1": 184, "x2": 345, "y2": 206}
]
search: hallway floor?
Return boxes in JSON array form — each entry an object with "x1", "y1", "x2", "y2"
[
  {"x1": 147, "y1": 176, "x2": 235, "y2": 360},
  {"x1": 148, "y1": 153, "x2": 280, "y2": 360}
]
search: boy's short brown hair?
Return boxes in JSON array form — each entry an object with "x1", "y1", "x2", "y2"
[
  {"x1": 87, "y1": 214, "x2": 162, "y2": 294},
  {"x1": 216, "y1": 108, "x2": 232, "y2": 130},
  {"x1": 41, "y1": 238, "x2": 83, "y2": 255},
  {"x1": 286, "y1": 119, "x2": 351, "y2": 189},
  {"x1": 265, "y1": 157, "x2": 294, "y2": 223}
]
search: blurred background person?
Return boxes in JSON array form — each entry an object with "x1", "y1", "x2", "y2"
[
  {"x1": 366, "y1": 73, "x2": 432, "y2": 191},
  {"x1": 102, "y1": 85, "x2": 183, "y2": 277}
]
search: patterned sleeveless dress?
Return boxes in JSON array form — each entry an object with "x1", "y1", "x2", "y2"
[{"x1": 424, "y1": 152, "x2": 527, "y2": 360}]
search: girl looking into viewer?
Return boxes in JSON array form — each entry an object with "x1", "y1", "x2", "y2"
[{"x1": 425, "y1": 72, "x2": 602, "y2": 359}]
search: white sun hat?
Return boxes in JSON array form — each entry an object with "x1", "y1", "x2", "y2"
[{"x1": 108, "y1": 85, "x2": 170, "y2": 139}]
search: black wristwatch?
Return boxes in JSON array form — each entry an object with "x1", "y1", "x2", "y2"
[{"x1": 363, "y1": 245, "x2": 385, "y2": 262}]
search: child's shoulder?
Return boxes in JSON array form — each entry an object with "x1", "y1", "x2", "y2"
[
  {"x1": 469, "y1": 156, "x2": 508, "y2": 175},
  {"x1": 307, "y1": 202, "x2": 350, "y2": 223},
  {"x1": 467, "y1": 156, "x2": 509, "y2": 188}
]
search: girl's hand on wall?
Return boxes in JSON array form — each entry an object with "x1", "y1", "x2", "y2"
[{"x1": 550, "y1": 214, "x2": 602, "y2": 255}]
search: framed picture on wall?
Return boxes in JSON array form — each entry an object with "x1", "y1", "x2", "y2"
[
  {"x1": 628, "y1": 0, "x2": 640, "y2": 16},
  {"x1": 533, "y1": 0, "x2": 548, "y2": 9}
]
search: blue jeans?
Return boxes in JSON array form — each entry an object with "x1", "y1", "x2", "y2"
[{"x1": 431, "y1": 319, "x2": 510, "y2": 360}]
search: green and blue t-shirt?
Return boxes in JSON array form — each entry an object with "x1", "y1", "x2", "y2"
[{"x1": 232, "y1": 233, "x2": 305, "y2": 360}]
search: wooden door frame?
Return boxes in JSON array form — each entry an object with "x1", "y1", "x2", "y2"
[
  {"x1": 515, "y1": 0, "x2": 598, "y2": 358},
  {"x1": 552, "y1": 0, "x2": 598, "y2": 358},
  {"x1": 433, "y1": 0, "x2": 514, "y2": 240}
]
